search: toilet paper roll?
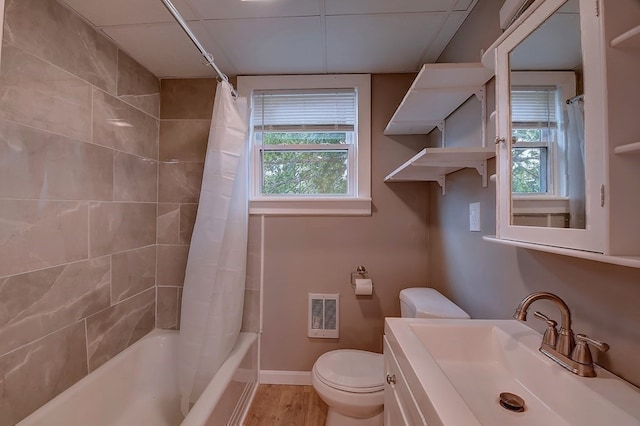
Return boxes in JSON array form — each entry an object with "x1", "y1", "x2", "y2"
[{"x1": 354, "y1": 278, "x2": 373, "y2": 295}]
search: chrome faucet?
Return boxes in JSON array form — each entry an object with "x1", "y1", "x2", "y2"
[{"x1": 514, "y1": 292, "x2": 609, "y2": 377}]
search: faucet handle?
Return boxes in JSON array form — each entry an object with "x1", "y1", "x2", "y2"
[
  {"x1": 533, "y1": 311, "x2": 557, "y2": 326},
  {"x1": 575, "y1": 334, "x2": 609, "y2": 352},
  {"x1": 572, "y1": 334, "x2": 609, "y2": 367},
  {"x1": 533, "y1": 311, "x2": 558, "y2": 348}
]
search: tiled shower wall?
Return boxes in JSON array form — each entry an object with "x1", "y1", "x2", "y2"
[
  {"x1": 0, "y1": 0, "x2": 159, "y2": 423},
  {"x1": 155, "y1": 78, "x2": 214, "y2": 329},
  {"x1": 157, "y1": 78, "x2": 261, "y2": 334}
]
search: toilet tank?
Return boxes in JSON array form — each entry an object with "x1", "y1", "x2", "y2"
[{"x1": 399, "y1": 288, "x2": 470, "y2": 319}]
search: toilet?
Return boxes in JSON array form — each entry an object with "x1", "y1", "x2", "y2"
[{"x1": 311, "y1": 287, "x2": 470, "y2": 426}]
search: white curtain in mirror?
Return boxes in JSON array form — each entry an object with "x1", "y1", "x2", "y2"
[
  {"x1": 178, "y1": 81, "x2": 249, "y2": 414},
  {"x1": 566, "y1": 97, "x2": 585, "y2": 228}
]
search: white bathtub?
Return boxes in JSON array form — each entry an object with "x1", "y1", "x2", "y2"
[{"x1": 18, "y1": 329, "x2": 259, "y2": 426}]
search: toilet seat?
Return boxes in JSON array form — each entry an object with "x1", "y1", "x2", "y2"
[{"x1": 313, "y1": 350, "x2": 384, "y2": 393}]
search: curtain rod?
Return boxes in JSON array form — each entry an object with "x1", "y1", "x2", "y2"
[
  {"x1": 160, "y1": 0, "x2": 238, "y2": 97},
  {"x1": 566, "y1": 94, "x2": 584, "y2": 104}
]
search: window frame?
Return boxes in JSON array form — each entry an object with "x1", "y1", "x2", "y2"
[
  {"x1": 509, "y1": 72, "x2": 576, "y2": 205},
  {"x1": 238, "y1": 74, "x2": 371, "y2": 216}
]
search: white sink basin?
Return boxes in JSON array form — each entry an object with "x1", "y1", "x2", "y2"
[{"x1": 385, "y1": 318, "x2": 640, "y2": 426}]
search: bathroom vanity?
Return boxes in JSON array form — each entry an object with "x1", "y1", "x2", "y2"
[{"x1": 383, "y1": 318, "x2": 640, "y2": 425}]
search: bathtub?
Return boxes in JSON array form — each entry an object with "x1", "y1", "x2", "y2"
[{"x1": 18, "y1": 329, "x2": 259, "y2": 426}]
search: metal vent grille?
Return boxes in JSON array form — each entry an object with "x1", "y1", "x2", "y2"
[{"x1": 308, "y1": 294, "x2": 339, "y2": 338}]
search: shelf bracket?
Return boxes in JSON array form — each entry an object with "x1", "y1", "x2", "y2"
[
  {"x1": 473, "y1": 160, "x2": 489, "y2": 187},
  {"x1": 437, "y1": 121, "x2": 446, "y2": 147},
  {"x1": 436, "y1": 175, "x2": 446, "y2": 195}
]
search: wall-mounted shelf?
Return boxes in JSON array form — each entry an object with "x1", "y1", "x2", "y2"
[
  {"x1": 613, "y1": 142, "x2": 640, "y2": 155},
  {"x1": 384, "y1": 63, "x2": 494, "y2": 135},
  {"x1": 483, "y1": 236, "x2": 640, "y2": 269},
  {"x1": 384, "y1": 147, "x2": 495, "y2": 194},
  {"x1": 610, "y1": 24, "x2": 640, "y2": 48}
]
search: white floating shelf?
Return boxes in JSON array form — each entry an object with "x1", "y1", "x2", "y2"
[
  {"x1": 483, "y1": 236, "x2": 640, "y2": 269},
  {"x1": 384, "y1": 63, "x2": 494, "y2": 135},
  {"x1": 610, "y1": 25, "x2": 640, "y2": 48},
  {"x1": 613, "y1": 142, "x2": 640, "y2": 155},
  {"x1": 385, "y1": 147, "x2": 496, "y2": 194}
]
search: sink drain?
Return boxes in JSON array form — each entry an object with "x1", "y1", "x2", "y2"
[{"x1": 499, "y1": 392, "x2": 525, "y2": 413}]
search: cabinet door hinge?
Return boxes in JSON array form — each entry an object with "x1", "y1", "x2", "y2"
[
  {"x1": 600, "y1": 184, "x2": 605, "y2": 207},
  {"x1": 595, "y1": 0, "x2": 600, "y2": 17}
]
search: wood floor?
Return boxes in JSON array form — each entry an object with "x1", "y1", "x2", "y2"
[{"x1": 244, "y1": 385, "x2": 328, "y2": 426}]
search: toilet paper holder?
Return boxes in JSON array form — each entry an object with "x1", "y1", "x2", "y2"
[{"x1": 351, "y1": 266, "x2": 373, "y2": 289}]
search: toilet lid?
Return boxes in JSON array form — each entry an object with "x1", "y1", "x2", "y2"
[{"x1": 314, "y1": 350, "x2": 384, "y2": 393}]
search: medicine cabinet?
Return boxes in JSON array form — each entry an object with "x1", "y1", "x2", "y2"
[{"x1": 485, "y1": 0, "x2": 640, "y2": 266}]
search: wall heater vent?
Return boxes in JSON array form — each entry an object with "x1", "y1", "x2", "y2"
[{"x1": 308, "y1": 293, "x2": 339, "y2": 338}]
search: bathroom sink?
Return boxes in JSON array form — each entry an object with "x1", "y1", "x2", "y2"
[{"x1": 384, "y1": 318, "x2": 640, "y2": 426}]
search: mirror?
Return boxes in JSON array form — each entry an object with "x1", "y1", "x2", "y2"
[{"x1": 508, "y1": 0, "x2": 585, "y2": 229}]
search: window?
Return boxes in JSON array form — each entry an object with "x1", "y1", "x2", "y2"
[
  {"x1": 510, "y1": 87, "x2": 558, "y2": 193},
  {"x1": 253, "y1": 89, "x2": 355, "y2": 196},
  {"x1": 509, "y1": 72, "x2": 576, "y2": 197},
  {"x1": 238, "y1": 75, "x2": 371, "y2": 216}
]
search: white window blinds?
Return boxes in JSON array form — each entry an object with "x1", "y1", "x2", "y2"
[
  {"x1": 511, "y1": 88, "x2": 557, "y2": 125},
  {"x1": 252, "y1": 89, "x2": 356, "y2": 131}
]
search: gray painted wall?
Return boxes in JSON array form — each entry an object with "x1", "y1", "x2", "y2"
[{"x1": 428, "y1": 0, "x2": 640, "y2": 387}]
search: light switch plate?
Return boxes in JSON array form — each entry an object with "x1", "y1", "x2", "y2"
[{"x1": 469, "y1": 202, "x2": 481, "y2": 232}]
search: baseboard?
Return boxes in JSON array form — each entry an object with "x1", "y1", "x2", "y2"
[{"x1": 259, "y1": 370, "x2": 312, "y2": 385}]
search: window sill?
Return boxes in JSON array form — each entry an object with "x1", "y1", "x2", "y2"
[
  {"x1": 512, "y1": 195, "x2": 569, "y2": 214},
  {"x1": 249, "y1": 197, "x2": 372, "y2": 216}
]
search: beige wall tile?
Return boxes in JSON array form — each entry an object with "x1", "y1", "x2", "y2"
[
  {"x1": 177, "y1": 288, "x2": 183, "y2": 329},
  {"x1": 3, "y1": 0, "x2": 118, "y2": 94},
  {"x1": 158, "y1": 203, "x2": 180, "y2": 244},
  {"x1": 158, "y1": 161, "x2": 204, "y2": 203},
  {"x1": 0, "y1": 118, "x2": 113, "y2": 200},
  {"x1": 0, "y1": 200, "x2": 88, "y2": 277},
  {"x1": 0, "y1": 321, "x2": 87, "y2": 426},
  {"x1": 0, "y1": 43, "x2": 92, "y2": 142},
  {"x1": 156, "y1": 245, "x2": 189, "y2": 287},
  {"x1": 113, "y1": 152, "x2": 158, "y2": 202},
  {"x1": 0, "y1": 257, "x2": 110, "y2": 355},
  {"x1": 160, "y1": 78, "x2": 216, "y2": 119},
  {"x1": 93, "y1": 89, "x2": 159, "y2": 159},
  {"x1": 111, "y1": 246, "x2": 156, "y2": 303},
  {"x1": 157, "y1": 286, "x2": 179, "y2": 330},
  {"x1": 89, "y1": 202, "x2": 156, "y2": 257},
  {"x1": 86, "y1": 288, "x2": 155, "y2": 372},
  {"x1": 245, "y1": 215, "x2": 262, "y2": 292},
  {"x1": 242, "y1": 288, "x2": 260, "y2": 333},
  {"x1": 117, "y1": 51, "x2": 160, "y2": 118},
  {"x1": 179, "y1": 203, "x2": 198, "y2": 245},
  {"x1": 159, "y1": 120, "x2": 210, "y2": 161},
  {"x1": 119, "y1": 93, "x2": 161, "y2": 121}
]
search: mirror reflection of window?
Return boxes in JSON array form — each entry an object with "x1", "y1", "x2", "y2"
[
  {"x1": 511, "y1": 87, "x2": 558, "y2": 194},
  {"x1": 508, "y1": 0, "x2": 585, "y2": 230}
]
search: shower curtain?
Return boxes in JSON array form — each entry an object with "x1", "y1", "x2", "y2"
[
  {"x1": 566, "y1": 98, "x2": 586, "y2": 228},
  {"x1": 178, "y1": 81, "x2": 249, "y2": 414}
]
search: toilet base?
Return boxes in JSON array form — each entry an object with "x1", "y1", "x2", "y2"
[{"x1": 326, "y1": 408, "x2": 383, "y2": 426}]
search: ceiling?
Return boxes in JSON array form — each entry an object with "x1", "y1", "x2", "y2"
[{"x1": 58, "y1": 0, "x2": 479, "y2": 78}]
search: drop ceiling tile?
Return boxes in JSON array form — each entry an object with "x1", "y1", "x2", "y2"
[
  {"x1": 421, "y1": 12, "x2": 470, "y2": 63},
  {"x1": 102, "y1": 22, "x2": 234, "y2": 78},
  {"x1": 189, "y1": 0, "x2": 320, "y2": 19},
  {"x1": 60, "y1": 0, "x2": 197, "y2": 26},
  {"x1": 202, "y1": 17, "x2": 324, "y2": 75},
  {"x1": 453, "y1": 0, "x2": 475, "y2": 11},
  {"x1": 325, "y1": 0, "x2": 470, "y2": 15},
  {"x1": 326, "y1": 13, "x2": 445, "y2": 74}
]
